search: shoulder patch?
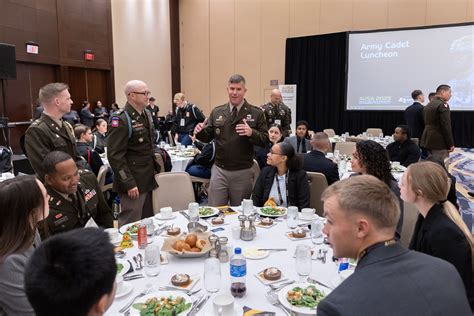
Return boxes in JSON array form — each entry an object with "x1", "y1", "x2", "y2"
[{"x1": 111, "y1": 117, "x2": 119, "y2": 127}]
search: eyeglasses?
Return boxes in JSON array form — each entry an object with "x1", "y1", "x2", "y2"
[{"x1": 129, "y1": 91, "x2": 151, "y2": 96}]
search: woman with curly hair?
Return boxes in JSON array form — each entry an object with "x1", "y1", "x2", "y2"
[{"x1": 351, "y1": 140, "x2": 404, "y2": 238}]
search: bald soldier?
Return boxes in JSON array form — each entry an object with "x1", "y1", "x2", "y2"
[
  {"x1": 261, "y1": 89, "x2": 292, "y2": 138},
  {"x1": 107, "y1": 80, "x2": 160, "y2": 226}
]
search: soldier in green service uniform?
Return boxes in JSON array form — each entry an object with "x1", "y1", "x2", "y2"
[
  {"x1": 41, "y1": 151, "x2": 113, "y2": 238},
  {"x1": 261, "y1": 89, "x2": 292, "y2": 138},
  {"x1": 107, "y1": 80, "x2": 160, "y2": 226},
  {"x1": 420, "y1": 84, "x2": 455, "y2": 161},
  {"x1": 25, "y1": 83, "x2": 84, "y2": 180},
  {"x1": 194, "y1": 74, "x2": 268, "y2": 206}
]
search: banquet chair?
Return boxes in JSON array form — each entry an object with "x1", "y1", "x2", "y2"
[
  {"x1": 366, "y1": 128, "x2": 383, "y2": 137},
  {"x1": 96, "y1": 165, "x2": 112, "y2": 193},
  {"x1": 400, "y1": 201, "x2": 419, "y2": 248},
  {"x1": 334, "y1": 141, "x2": 356, "y2": 156},
  {"x1": 323, "y1": 129, "x2": 336, "y2": 137},
  {"x1": 345, "y1": 136, "x2": 364, "y2": 143},
  {"x1": 306, "y1": 172, "x2": 328, "y2": 216},
  {"x1": 154, "y1": 152, "x2": 165, "y2": 173},
  {"x1": 251, "y1": 159, "x2": 260, "y2": 187},
  {"x1": 168, "y1": 131, "x2": 176, "y2": 146},
  {"x1": 152, "y1": 172, "x2": 195, "y2": 214}
]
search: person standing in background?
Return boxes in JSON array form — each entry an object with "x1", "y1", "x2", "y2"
[
  {"x1": 172, "y1": 93, "x2": 205, "y2": 146},
  {"x1": 404, "y1": 89, "x2": 425, "y2": 140},
  {"x1": 420, "y1": 84, "x2": 455, "y2": 161},
  {"x1": 261, "y1": 89, "x2": 292, "y2": 137}
]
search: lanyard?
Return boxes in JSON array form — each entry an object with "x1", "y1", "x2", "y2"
[{"x1": 275, "y1": 171, "x2": 289, "y2": 206}]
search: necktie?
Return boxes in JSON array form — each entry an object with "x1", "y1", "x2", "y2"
[
  {"x1": 231, "y1": 106, "x2": 238, "y2": 121},
  {"x1": 69, "y1": 193, "x2": 77, "y2": 204}
]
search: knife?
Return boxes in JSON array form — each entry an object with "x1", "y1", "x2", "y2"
[
  {"x1": 190, "y1": 295, "x2": 209, "y2": 315},
  {"x1": 308, "y1": 277, "x2": 333, "y2": 290},
  {"x1": 180, "y1": 211, "x2": 190, "y2": 221},
  {"x1": 188, "y1": 295, "x2": 205, "y2": 316},
  {"x1": 257, "y1": 248, "x2": 287, "y2": 251}
]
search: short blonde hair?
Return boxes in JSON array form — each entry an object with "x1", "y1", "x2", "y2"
[
  {"x1": 321, "y1": 175, "x2": 400, "y2": 230},
  {"x1": 174, "y1": 93, "x2": 185, "y2": 102},
  {"x1": 39, "y1": 83, "x2": 69, "y2": 105}
]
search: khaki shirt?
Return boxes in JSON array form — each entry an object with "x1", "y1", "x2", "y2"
[
  {"x1": 25, "y1": 113, "x2": 80, "y2": 179},
  {"x1": 107, "y1": 103, "x2": 159, "y2": 193},
  {"x1": 196, "y1": 100, "x2": 268, "y2": 170}
]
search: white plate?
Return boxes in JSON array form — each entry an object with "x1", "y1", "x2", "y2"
[
  {"x1": 277, "y1": 282, "x2": 329, "y2": 315},
  {"x1": 257, "y1": 206, "x2": 287, "y2": 218},
  {"x1": 242, "y1": 247, "x2": 270, "y2": 260},
  {"x1": 110, "y1": 234, "x2": 123, "y2": 245},
  {"x1": 204, "y1": 303, "x2": 242, "y2": 316},
  {"x1": 130, "y1": 291, "x2": 192, "y2": 316},
  {"x1": 154, "y1": 213, "x2": 177, "y2": 220},
  {"x1": 198, "y1": 207, "x2": 220, "y2": 218},
  {"x1": 118, "y1": 221, "x2": 160, "y2": 237},
  {"x1": 116, "y1": 259, "x2": 131, "y2": 276},
  {"x1": 391, "y1": 164, "x2": 407, "y2": 172},
  {"x1": 115, "y1": 282, "x2": 133, "y2": 299}
]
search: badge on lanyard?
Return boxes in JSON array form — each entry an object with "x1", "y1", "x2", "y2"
[
  {"x1": 180, "y1": 118, "x2": 185, "y2": 126},
  {"x1": 275, "y1": 119, "x2": 281, "y2": 125}
]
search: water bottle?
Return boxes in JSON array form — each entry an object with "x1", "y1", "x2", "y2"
[
  {"x1": 112, "y1": 196, "x2": 121, "y2": 229},
  {"x1": 230, "y1": 247, "x2": 247, "y2": 298},
  {"x1": 338, "y1": 258, "x2": 349, "y2": 273}
]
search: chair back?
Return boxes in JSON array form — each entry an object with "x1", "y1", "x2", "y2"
[
  {"x1": 323, "y1": 129, "x2": 336, "y2": 137},
  {"x1": 366, "y1": 128, "x2": 383, "y2": 137},
  {"x1": 168, "y1": 131, "x2": 176, "y2": 146},
  {"x1": 152, "y1": 172, "x2": 195, "y2": 214},
  {"x1": 411, "y1": 138, "x2": 419, "y2": 145},
  {"x1": 334, "y1": 141, "x2": 356, "y2": 156},
  {"x1": 97, "y1": 165, "x2": 112, "y2": 192},
  {"x1": 154, "y1": 152, "x2": 165, "y2": 173},
  {"x1": 400, "y1": 201, "x2": 419, "y2": 248},
  {"x1": 306, "y1": 172, "x2": 328, "y2": 216},
  {"x1": 251, "y1": 159, "x2": 261, "y2": 188}
]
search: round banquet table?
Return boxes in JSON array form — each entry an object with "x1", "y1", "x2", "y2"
[{"x1": 105, "y1": 208, "x2": 340, "y2": 315}]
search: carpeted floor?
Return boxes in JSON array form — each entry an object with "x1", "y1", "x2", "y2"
[{"x1": 447, "y1": 148, "x2": 474, "y2": 232}]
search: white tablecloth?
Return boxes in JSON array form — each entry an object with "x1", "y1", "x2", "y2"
[
  {"x1": 105, "y1": 210, "x2": 339, "y2": 315},
  {"x1": 101, "y1": 156, "x2": 193, "y2": 173}
]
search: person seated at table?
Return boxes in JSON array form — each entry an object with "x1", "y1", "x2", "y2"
[
  {"x1": 62, "y1": 109, "x2": 81, "y2": 125},
  {"x1": 80, "y1": 100, "x2": 95, "y2": 128},
  {"x1": 74, "y1": 124, "x2": 104, "y2": 176},
  {"x1": 0, "y1": 176, "x2": 49, "y2": 315},
  {"x1": 93, "y1": 100, "x2": 109, "y2": 121},
  {"x1": 92, "y1": 118, "x2": 108, "y2": 155},
  {"x1": 284, "y1": 120, "x2": 311, "y2": 153},
  {"x1": 303, "y1": 132, "x2": 339, "y2": 185},
  {"x1": 25, "y1": 228, "x2": 116, "y2": 316},
  {"x1": 386, "y1": 125, "x2": 420, "y2": 167},
  {"x1": 351, "y1": 140, "x2": 404, "y2": 238},
  {"x1": 252, "y1": 142, "x2": 310, "y2": 209},
  {"x1": 254, "y1": 123, "x2": 284, "y2": 169},
  {"x1": 186, "y1": 136, "x2": 215, "y2": 179},
  {"x1": 317, "y1": 175, "x2": 471, "y2": 316},
  {"x1": 400, "y1": 161, "x2": 474, "y2": 310},
  {"x1": 41, "y1": 151, "x2": 113, "y2": 237}
]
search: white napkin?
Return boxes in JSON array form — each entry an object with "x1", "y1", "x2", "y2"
[{"x1": 85, "y1": 217, "x2": 98, "y2": 228}]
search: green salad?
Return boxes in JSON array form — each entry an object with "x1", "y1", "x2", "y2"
[
  {"x1": 133, "y1": 296, "x2": 191, "y2": 316},
  {"x1": 260, "y1": 206, "x2": 285, "y2": 216},
  {"x1": 126, "y1": 223, "x2": 139, "y2": 234},
  {"x1": 199, "y1": 207, "x2": 214, "y2": 216},
  {"x1": 287, "y1": 285, "x2": 325, "y2": 309},
  {"x1": 117, "y1": 263, "x2": 124, "y2": 274}
]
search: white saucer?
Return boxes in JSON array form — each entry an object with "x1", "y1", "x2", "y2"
[
  {"x1": 154, "y1": 213, "x2": 177, "y2": 220},
  {"x1": 204, "y1": 303, "x2": 242, "y2": 316},
  {"x1": 298, "y1": 213, "x2": 318, "y2": 221},
  {"x1": 115, "y1": 282, "x2": 133, "y2": 299}
]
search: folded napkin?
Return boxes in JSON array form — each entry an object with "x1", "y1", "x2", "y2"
[
  {"x1": 243, "y1": 306, "x2": 275, "y2": 316},
  {"x1": 84, "y1": 217, "x2": 98, "y2": 228}
]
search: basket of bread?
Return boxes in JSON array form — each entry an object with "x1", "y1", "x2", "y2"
[{"x1": 161, "y1": 231, "x2": 212, "y2": 258}]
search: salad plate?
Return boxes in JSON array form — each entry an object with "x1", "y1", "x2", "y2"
[
  {"x1": 277, "y1": 282, "x2": 328, "y2": 315},
  {"x1": 257, "y1": 206, "x2": 287, "y2": 218}
]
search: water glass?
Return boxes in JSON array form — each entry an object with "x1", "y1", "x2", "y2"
[
  {"x1": 142, "y1": 218, "x2": 155, "y2": 236},
  {"x1": 295, "y1": 244, "x2": 312, "y2": 281},
  {"x1": 144, "y1": 241, "x2": 161, "y2": 277},
  {"x1": 311, "y1": 220, "x2": 324, "y2": 244},
  {"x1": 287, "y1": 206, "x2": 298, "y2": 229},
  {"x1": 334, "y1": 149, "x2": 340, "y2": 160},
  {"x1": 241, "y1": 199, "x2": 254, "y2": 216},
  {"x1": 204, "y1": 257, "x2": 221, "y2": 293},
  {"x1": 188, "y1": 202, "x2": 199, "y2": 222}
]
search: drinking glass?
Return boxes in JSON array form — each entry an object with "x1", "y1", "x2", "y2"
[
  {"x1": 142, "y1": 218, "x2": 155, "y2": 236},
  {"x1": 334, "y1": 149, "x2": 340, "y2": 160},
  {"x1": 287, "y1": 206, "x2": 298, "y2": 229},
  {"x1": 188, "y1": 202, "x2": 199, "y2": 222},
  {"x1": 204, "y1": 257, "x2": 221, "y2": 293},
  {"x1": 311, "y1": 219, "x2": 324, "y2": 245},
  {"x1": 241, "y1": 199, "x2": 254, "y2": 216},
  {"x1": 144, "y1": 241, "x2": 161, "y2": 277},
  {"x1": 295, "y1": 244, "x2": 312, "y2": 282}
]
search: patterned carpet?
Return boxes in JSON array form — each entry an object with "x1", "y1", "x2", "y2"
[{"x1": 447, "y1": 148, "x2": 474, "y2": 232}]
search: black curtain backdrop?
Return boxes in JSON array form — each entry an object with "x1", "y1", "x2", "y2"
[{"x1": 285, "y1": 32, "x2": 473, "y2": 148}]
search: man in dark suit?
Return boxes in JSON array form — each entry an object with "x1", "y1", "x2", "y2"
[
  {"x1": 303, "y1": 132, "x2": 339, "y2": 184},
  {"x1": 420, "y1": 84, "x2": 455, "y2": 161},
  {"x1": 317, "y1": 175, "x2": 471, "y2": 316},
  {"x1": 404, "y1": 89, "x2": 425, "y2": 140},
  {"x1": 41, "y1": 151, "x2": 113, "y2": 237},
  {"x1": 386, "y1": 125, "x2": 420, "y2": 167}
]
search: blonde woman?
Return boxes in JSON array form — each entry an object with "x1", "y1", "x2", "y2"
[{"x1": 399, "y1": 161, "x2": 473, "y2": 310}]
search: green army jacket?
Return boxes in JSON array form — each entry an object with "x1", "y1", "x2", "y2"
[
  {"x1": 262, "y1": 102, "x2": 292, "y2": 137},
  {"x1": 420, "y1": 97, "x2": 454, "y2": 150}
]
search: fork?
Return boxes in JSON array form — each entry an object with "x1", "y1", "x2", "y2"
[
  {"x1": 265, "y1": 290, "x2": 290, "y2": 315},
  {"x1": 119, "y1": 285, "x2": 153, "y2": 313}
]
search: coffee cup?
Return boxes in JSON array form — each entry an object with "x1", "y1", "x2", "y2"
[
  {"x1": 392, "y1": 161, "x2": 400, "y2": 167},
  {"x1": 105, "y1": 228, "x2": 119, "y2": 243},
  {"x1": 160, "y1": 207, "x2": 173, "y2": 219},
  {"x1": 115, "y1": 274, "x2": 123, "y2": 294},
  {"x1": 213, "y1": 294, "x2": 234, "y2": 316},
  {"x1": 301, "y1": 208, "x2": 315, "y2": 220}
]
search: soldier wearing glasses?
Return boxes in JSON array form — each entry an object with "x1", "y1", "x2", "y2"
[
  {"x1": 262, "y1": 89, "x2": 292, "y2": 138},
  {"x1": 107, "y1": 80, "x2": 160, "y2": 226}
]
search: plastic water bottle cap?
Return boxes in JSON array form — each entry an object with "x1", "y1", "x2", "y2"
[{"x1": 234, "y1": 247, "x2": 241, "y2": 254}]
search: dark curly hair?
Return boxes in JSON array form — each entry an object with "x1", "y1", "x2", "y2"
[{"x1": 355, "y1": 140, "x2": 392, "y2": 186}]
